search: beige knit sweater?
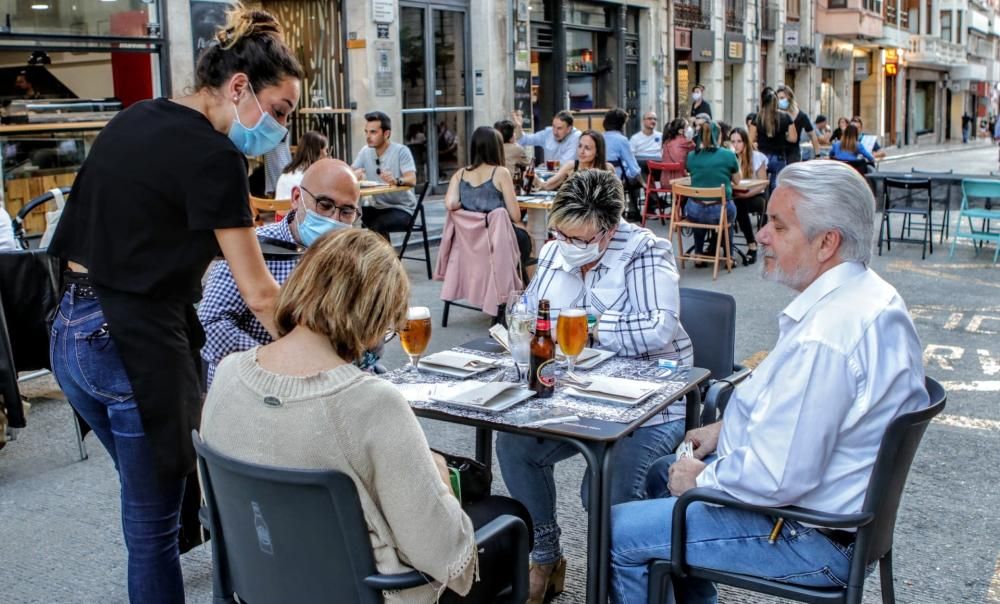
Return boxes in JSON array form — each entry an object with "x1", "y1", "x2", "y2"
[{"x1": 200, "y1": 348, "x2": 478, "y2": 603}]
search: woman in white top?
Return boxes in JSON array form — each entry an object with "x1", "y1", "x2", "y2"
[
  {"x1": 274, "y1": 130, "x2": 327, "y2": 200},
  {"x1": 729, "y1": 127, "x2": 768, "y2": 265},
  {"x1": 495, "y1": 169, "x2": 692, "y2": 603}
]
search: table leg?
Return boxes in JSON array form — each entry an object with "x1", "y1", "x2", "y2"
[
  {"x1": 526, "y1": 207, "x2": 548, "y2": 254},
  {"x1": 684, "y1": 386, "x2": 704, "y2": 432},
  {"x1": 565, "y1": 439, "x2": 609, "y2": 604},
  {"x1": 475, "y1": 427, "x2": 493, "y2": 469}
]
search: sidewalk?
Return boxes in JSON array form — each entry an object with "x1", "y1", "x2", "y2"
[{"x1": 880, "y1": 138, "x2": 993, "y2": 163}]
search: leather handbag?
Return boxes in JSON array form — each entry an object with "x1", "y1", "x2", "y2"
[{"x1": 432, "y1": 449, "x2": 492, "y2": 503}]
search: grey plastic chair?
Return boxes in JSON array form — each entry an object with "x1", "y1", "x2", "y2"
[
  {"x1": 193, "y1": 431, "x2": 528, "y2": 604},
  {"x1": 647, "y1": 376, "x2": 946, "y2": 604}
]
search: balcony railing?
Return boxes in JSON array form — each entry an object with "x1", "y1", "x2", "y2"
[
  {"x1": 908, "y1": 34, "x2": 966, "y2": 67},
  {"x1": 674, "y1": 0, "x2": 712, "y2": 29}
]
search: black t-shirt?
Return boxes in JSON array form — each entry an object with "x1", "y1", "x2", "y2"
[
  {"x1": 690, "y1": 100, "x2": 713, "y2": 118},
  {"x1": 753, "y1": 113, "x2": 794, "y2": 156},
  {"x1": 49, "y1": 98, "x2": 252, "y2": 302},
  {"x1": 786, "y1": 111, "x2": 815, "y2": 162},
  {"x1": 831, "y1": 127, "x2": 844, "y2": 142}
]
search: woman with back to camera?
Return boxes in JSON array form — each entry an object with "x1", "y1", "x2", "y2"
[
  {"x1": 540, "y1": 129, "x2": 615, "y2": 190},
  {"x1": 274, "y1": 130, "x2": 327, "y2": 200},
  {"x1": 684, "y1": 120, "x2": 739, "y2": 260},
  {"x1": 201, "y1": 229, "x2": 532, "y2": 603},
  {"x1": 750, "y1": 87, "x2": 798, "y2": 193},
  {"x1": 443, "y1": 125, "x2": 533, "y2": 266},
  {"x1": 46, "y1": 6, "x2": 304, "y2": 602}
]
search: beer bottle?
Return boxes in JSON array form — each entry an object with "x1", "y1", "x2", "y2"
[
  {"x1": 523, "y1": 163, "x2": 536, "y2": 195},
  {"x1": 529, "y1": 299, "x2": 556, "y2": 398}
]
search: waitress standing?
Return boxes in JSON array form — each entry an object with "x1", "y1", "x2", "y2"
[{"x1": 47, "y1": 7, "x2": 303, "y2": 603}]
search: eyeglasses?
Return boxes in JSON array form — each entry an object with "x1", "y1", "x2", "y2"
[
  {"x1": 552, "y1": 228, "x2": 606, "y2": 249},
  {"x1": 300, "y1": 186, "x2": 362, "y2": 223}
]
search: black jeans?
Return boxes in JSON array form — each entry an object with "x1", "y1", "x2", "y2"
[
  {"x1": 362, "y1": 207, "x2": 413, "y2": 239},
  {"x1": 441, "y1": 495, "x2": 534, "y2": 603},
  {"x1": 514, "y1": 227, "x2": 532, "y2": 267},
  {"x1": 734, "y1": 194, "x2": 766, "y2": 246}
]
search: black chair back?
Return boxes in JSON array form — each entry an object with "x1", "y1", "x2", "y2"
[
  {"x1": 193, "y1": 432, "x2": 396, "y2": 604},
  {"x1": 397, "y1": 183, "x2": 433, "y2": 279},
  {"x1": 856, "y1": 377, "x2": 946, "y2": 568},
  {"x1": 0, "y1": 249, "x2": 61, "y2": 427},
  {"x1": 884, "y1": 177, "x2": 931, "y2": 194},
  {"x1": 678, "y1": 288, "x2": 736, "y2": 382}
]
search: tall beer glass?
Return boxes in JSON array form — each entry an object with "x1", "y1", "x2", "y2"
[
  {"x1": 400, "y1": 306, "x2": 432, "y2": 372},
  {"x1": 557, "y1": 307, "x2": 588, "y2": 374}
]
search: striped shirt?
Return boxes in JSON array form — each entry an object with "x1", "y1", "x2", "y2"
[{"x1": 526, "y1": 220, "x2": 693, "y2": 423}]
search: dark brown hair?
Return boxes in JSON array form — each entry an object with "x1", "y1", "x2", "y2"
[
  {"x1": 579, "y1": 129, "x2": 607, "y2": 169},
  {"x1": 194, "y1": 5, "x2": 304, "y2": 92},
  {"x1": 283, "y1": 131, "x2": 328, "y2": 174},
  {"x1": 468, "y1": 126, "x2": 505, "y2": 170}
]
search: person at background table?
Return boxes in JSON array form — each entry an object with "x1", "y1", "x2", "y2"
[
  {"x1": 351, "y1": 110, "x2": 418, "y2": 239},
  {"x1": 512, "y1": 108, "x2": 581, "y2": 164},
  {"x1": 850, "y1": 116, "x2": 887, "y2": 160},
  {"x1": 496, "y1": 169, "x2": 692, "y2": 604},
  {"x1": 274, "y1": 130, "x2": 327, "y2": 200},
  {"x1": 830, "y1": 116, "x2": 849, "y2": 143},
  {"x1": 685, "y1": 121, "x2": 739, "y2": 258},
  {"x1": 829, "y1": 125, "x2": 875, "y2": 172},
  {"x1": 690, "y1": 83, "x2": 712, "y2": 118},
  {"x1": 751, "y1": 87, "x2": 798, "y2": 193},
  {"x1": 658, "y1": 118, "x2": 695, "y2": 185},
  {"x1": 729, "y1": 127, "x2": 767, "y2": 265},
  {"x1": 539, "y1": 129, "x2": 615, "y2": 191},
  {"x1": 46, "y1": 7, "x2": 303, "y2": 602},
  {"x1": 200, "y1": 228, "x2": 532, "y2": 604},
  {"x1": 602, "y1": 108, "x2": 643, "y2": 220},
  {"x1": 630, "y1": 111, "x2": 662, "y2": 159},
  {"x1": 776, "y1": 84, "x2": 818, "y2": 162},
  {"x1": 262, "y1": 135, "x2": 291, "y2": 197},
  {"x1": 716, "y1": 121, "x2": 732, "y2": 149},
  {"x1": 494, "y1": 118, "x2": 531, "y2": 178},
  {"x1": 609, "y1": 160, "x2": 930, "y2": 604},
  {"x1": 200, "y1": 158, "x2": 382, "y2": 385},
  {"x1": 443, "y1": 126, "x2": 532, "y2": 268},
  {"x1": 813, "y1": 114, "x2": 832, "y2": 146}
]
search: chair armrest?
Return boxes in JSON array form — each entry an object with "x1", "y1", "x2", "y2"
[
  {"x1": 362, "y1": 570, "x2": 431, "y2": 591},
  {"x1": 474, "y1": 514, "x2": 530, "y2": 604},
  {"x1": 700, "y1": 366, "x2": 750, "y2": 425},
  {"x1": 670, "y1": 487, "x2": 875, "y2": 577}
]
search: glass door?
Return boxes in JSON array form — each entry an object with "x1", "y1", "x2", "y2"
[{"x1": 400, "y1": 4, "x2": 472, "y2": 192}]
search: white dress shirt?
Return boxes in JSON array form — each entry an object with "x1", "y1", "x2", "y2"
[
  {"x1": 629, "y1": 130, "x2": 663, "y2": 158},
  {"x1": 518, "y1": 127, "x2": 581, "y2": 163},
  {"x1": 696, "y1": 262, "x2": 929, "y2": 517}
]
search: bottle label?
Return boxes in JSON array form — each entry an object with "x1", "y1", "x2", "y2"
[
  {"x1": 536, "y1": 319, "x2": 550, "y2": 331},
  {"x1": 536, "y1": 359, "x2": 556, "y2": 387}
]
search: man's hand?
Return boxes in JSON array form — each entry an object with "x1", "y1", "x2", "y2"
[
  {"x1": 511, "y1": 109, "x2": 524, "y2": 128},
  {"x1": 354, "y1": 168, "x2": 366, "y2": 180},
  {"x1": 378, "y1": 170, "x2": 396, "y2": 185},
  {"x1": 683, "y1": 421, "x2": 722, "y2": 460},
  {"x1": 668, "y1": 457, "x2": 706, "y2": 496}
]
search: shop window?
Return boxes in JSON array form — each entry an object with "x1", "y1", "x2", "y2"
[
  {"x1": 529, "y1": 0, "x2": 550, "y2": 22},
  {"x1": 564, "y1": 2, "x2": 610, "y2": 27},
  {"x1": 913, "y1": 81, "x2": 935, "y2": 135},
  {"x1": 0, "y1": 0, "x2": 157, "y2": 37}
]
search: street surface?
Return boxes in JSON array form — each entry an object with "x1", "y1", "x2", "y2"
[{"x1": 2, "y1": 143, "x2": 999, "y2": 603}]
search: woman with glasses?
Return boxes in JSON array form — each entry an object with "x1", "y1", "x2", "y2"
[
  {"x1": 495, "y1": 169, "x2": 693, "y2": 604},
  {"x1": 443, "y1": 125, "x2": 532, "y2": 266},
  {"x1": 199, "y1": 159, "x2": 383, "y2": 385}
]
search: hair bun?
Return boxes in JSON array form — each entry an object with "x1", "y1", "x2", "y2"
[{"x1": 216, "y1": 4, "x2": 283, "y2": 50}]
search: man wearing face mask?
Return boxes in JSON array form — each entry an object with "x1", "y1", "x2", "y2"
[
  {"x1": 690, "y1": 84, "x2": 712, "y2": 118},
  {"x1": 495, "y1": 169, "x2": 693, "y2": 603},
  {"x1": 199, "y1": 158, "x2": 373, "y2": 384}
]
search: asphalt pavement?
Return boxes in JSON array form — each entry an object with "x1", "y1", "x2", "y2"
[{"x1": 2, "y1": 143, "x2": 999, "y2": 603}]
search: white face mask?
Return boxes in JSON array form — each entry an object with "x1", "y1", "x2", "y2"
[
  {"x1": 557, "y1": 239, "x2": 603, "y2": 268},
  {"x1": 692, "y1": 92, "x2": 702, "y2": 102},
  {"x1": 684, "y1": 126, "x2": 695, "y2": 140}
]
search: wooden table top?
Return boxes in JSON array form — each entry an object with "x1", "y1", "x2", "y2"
[
  {"x1": 359, "y1": 184, "x2": 413, "y2": 197},
  {"x1": 516, "y1": 195, "x2": 555, "y2": 210},
  {"x1": 670, "y1": 176, "x2": 769, "y2": 191}
]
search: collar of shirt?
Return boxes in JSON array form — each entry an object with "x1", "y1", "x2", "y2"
[
  {"x1": 780, "y1": 261, "x2": 866, "y2": 325},
  {"x1": 257, "y1": 212, "x2": 297, "y2": 245},
  {"x1": 554, "y1": 219, "x2": 634, "y2": 273}
]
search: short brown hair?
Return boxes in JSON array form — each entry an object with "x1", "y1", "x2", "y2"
[{"x1": 274, "y1": 229, "x2": 409, "y2": 361}]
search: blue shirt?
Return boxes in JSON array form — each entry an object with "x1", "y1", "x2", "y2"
[
  {"x1": 830, "y1": 141, "x2": 875, "y2": 164},
  {"x1": 518, "y1": 127, "x2": 581, "y2": 163},
  {"x1": 603, "y1": 130, "x2": 641, "y2": 179}
]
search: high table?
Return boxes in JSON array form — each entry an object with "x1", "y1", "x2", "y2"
[
  {"x1": 359, "y1": 183, "x2": 412, "y2": 198},
  {"x1": 866, "y1": 171, "x2": 999, "y2": 211},
  {"x1": 517, "y1": 194, "x2": 554, "y2": 252},
  {"x1": 384, "y1": 337, "x2": 709, "y2": 604}
]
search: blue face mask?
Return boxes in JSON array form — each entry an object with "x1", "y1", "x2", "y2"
[
  {"x1": 296, "y1": 202, "x2": 350, "y2": 246},
  {"x1": 777, "y1": 98, "x2": 790, "y2": 110},
  {"x1": 228, "y1": 85, "x2": 287, "y2": 156}
]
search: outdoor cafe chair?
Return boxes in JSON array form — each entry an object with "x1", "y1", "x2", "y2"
[
  {"x1": 878, "y1": 177, "x2": 933, "y2": 260},
  {"x1": 193, "y1": 430, "x2": 529, "y2": 604},
  {"x1": 911, "y1": 168, "x2": 953, "y2": 243},
  {"x1": 12, "y1": 187, "x2": 71, "y2": 250},
  {"x1": 950, "y1": 178, "x2": 1000, "y2": 264},
  {"x1": 249, "y1": 195, "x2": 292, "y2": 226},
  {"x1": 389, "y1": 182, "x2": 433, "y2": 279},
  {"x1": 646, "y1": 376, "x2": 946, "y2": 604},
  {"x1": 669, "y1": 183, "x2": 733, "y2": 280},
  {"x1": 642, "y1": 161, "x2": 684, "y2": 228}
]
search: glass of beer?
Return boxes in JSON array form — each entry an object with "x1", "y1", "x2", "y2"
[
  {"x1": 400, "y1": 306, "x2": 432, "y2": 372},
  {"x1": 556, "y1": 307, "x2": 588, "y2": 374}
]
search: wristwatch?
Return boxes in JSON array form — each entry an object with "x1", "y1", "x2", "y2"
[{"x1": 395, "y1": 177, "x2": 404, "y2": 187}]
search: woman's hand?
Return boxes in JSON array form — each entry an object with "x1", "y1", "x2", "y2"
[{"x1": 431, "y1": 451, "x2": 457, "y2": 497}]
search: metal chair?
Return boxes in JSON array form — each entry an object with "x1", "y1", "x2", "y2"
[
  {"x1": 193, "y1": 430, "x2": 529, "y2": 604},
  {"x1": 950, "y1": 178, "x2": 1000, "y2": 264},
  {"x1": 878, "y1": 177, "x2": 933, "y2": 260},
  {"x1": 910, "y1": 168, "x2": 953, "y2": 243},
  {"x1": 669, "y1": 183, "x2": 733, "y2": 280},
  {"x1": 677, "y1": 288, "x2": 747, "y2": 430},
  {"x1": 392, "y1": 183, "x2": 433, "y2": 279},
  {"x1": 12, "y1": 187, "x2": 71, "y2": 250},
  {"x1": 647, "y1": 376, "x2": 946, "y2": 604},
  {"x1": 642, "y1": 161, "x2": 684, "y2": 227}
]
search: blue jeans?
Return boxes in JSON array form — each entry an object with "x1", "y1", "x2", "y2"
[
  {"x1": 496, "y1": 419, "x2": 686, "y2": 564},
  {"x1": 765, "y1": 153, "x2": 787, "y2": 196},
  {"x1": 50, "y1": 289, "x2": 187, "y2": 604},
  {"x1": 684, "y1": 200, "x2": 736, "y2": 254}
]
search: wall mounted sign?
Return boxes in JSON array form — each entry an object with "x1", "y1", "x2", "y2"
[
  {"x1": 372, "y1": 0, "x2": 394, "y2": 24},
  {"x1": 374, "y1": 41, "x2": 394, "y2": 96}
]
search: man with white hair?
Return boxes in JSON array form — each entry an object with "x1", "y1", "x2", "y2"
[{"x1": 608, "y1": 160, "x2": 931, "y2": 604}]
